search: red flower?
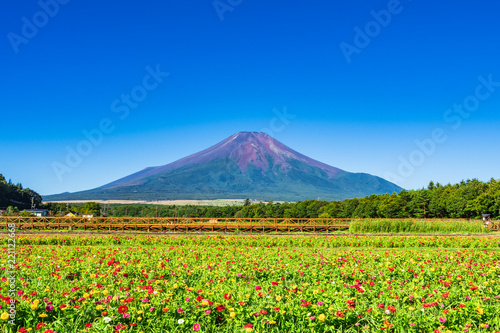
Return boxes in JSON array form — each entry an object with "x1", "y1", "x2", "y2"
[
  {"x1": 255, "y1": 286, "x2": 262, "y2": 291},
  {"x1": 224, "y1": 293, "x2": 231, "y2": 300},
  {"x1": 19, "y1": 330, "x2": 28, "y2": 333},
  {"x1": 118, "y1": 305, "x2": 128, "y2": 314},
  {"x1": 271, "y1": 282, "x2": 279, "y2": 286},
  {"x1": 85, "y1": 323, "x2": 92, "y2": 328},
  {"x1": 387, "y1": 305, "x2": 396, "y2": 313},
  {"x1": 216, "y1": 304, "x2": 225, "y2": 312},
  {"x1": 36, "y1": 323, "x2": 45, "y2": 330},
  {"x1": 260, "y1": 309, "x2": 268, "y2": 315},
  {"x1": 243, "y1": 324, "x2": 253, "y2": 328},
  {"x1": 377, "y1": 304, "x2": 385, "y2": 309},
  {"x1": 366, "y1": 308, "x2": 373, "y2": 313},
  {"x1": 335, "y1": 310, "x2": 344, "y2": 318}
]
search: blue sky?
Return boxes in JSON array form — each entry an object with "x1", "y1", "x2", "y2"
[{"x1": 1, "y1": 0, "x2": 499, "y2": 196}]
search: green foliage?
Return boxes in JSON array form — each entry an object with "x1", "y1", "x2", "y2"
[
  {"x1": 40, "y1": 178, "x2": 500, "y2": 220},
  {"x1": 348, "y1": 219, "x2": 486, "y2": 234},
  {"x1": 0, "y1": 173, "x2": 42, "y2": 209}
]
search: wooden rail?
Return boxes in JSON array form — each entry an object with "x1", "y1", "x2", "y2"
[
  {"x1": 0, "y1": 217, "x2": 481, "y2": 233},
  {"x1": 0, "y1": 216, "x2": 351, "y2": 233}
]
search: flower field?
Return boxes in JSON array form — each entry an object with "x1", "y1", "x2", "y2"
[{"x1": 2, "y1": 235, "x2": 500, "y2": 332}]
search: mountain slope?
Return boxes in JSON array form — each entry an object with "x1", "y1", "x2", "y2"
[{"x1": 44, "y1": 132, "x2": 402, "y2": 201}]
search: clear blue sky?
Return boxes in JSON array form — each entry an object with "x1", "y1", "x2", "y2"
[{"x1": 1, "y1": 0, "x2": 499, "y2": 196}]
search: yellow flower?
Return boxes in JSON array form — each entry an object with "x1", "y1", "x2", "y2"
[
  {"x1": 90, "y1": 273, "x2": 96, "y2": 279},
  {"x1": 102, "y1": 290, "x2": 109, "y2": 295},
  {"x1": 39, "y1": 314, "x2": 48, "y2": 318},
  {"x1": 269, "y1": 320, "x2": 276, "y2": 324},
  {"x1": 230, "y1": 312, "x2": 236, "y2": 318},
  {"x1": 280, "y1": 310, "x2": 286, "y2": 315},
  {"x1": 138, "y1": 316, "x2": 142, "y2": 321},
  {"x1": 245, "y1": 328, "x2": 253, "y2": 333},
  {"x1": 313, "y1": 290, "x2": 319, "y2": 295},
  {"x1": 83, "y1": 293, "x2": 90, "y2": 298},
  {"x1": 276, "y1": 296, "x2": 282, "y2": 301},
  {"x1": 137, "y1": 310, "x2": 144, "y2": 315},
  {"x1": 1, "y1": 313, "x2": 9, "y2": 320},
  {"x1": 476, "y1": 307, "x2": 484, "y2": 315},
  {"x1": 96, "y1": 305, "x2": 103, "y2": 310},
  {"x1": 173, "y1": 283, "x2": 178, "y2": 289},
  {"x1": 30, "y1": 304, "x2": 38, "y2": 310},
  {"x1": 409, "y1": 307, "x2": 415, "y2": 311},
  {"x1": 318, "y1": 314, "x2": 326, "y2": 322},
  {"x1": 33, "y1": 299, "x2": 40, "y2": 305}
]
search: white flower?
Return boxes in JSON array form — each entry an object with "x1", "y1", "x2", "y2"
[
  {"x1": 103, "y1": 317, "x2": 112, "y2": 323},
  {"x1": 178, "y1": 319, "x2": 185, "y2": 324},
  {"x1": 385, "y1": 310, "x2": 390, "y2": 314}
]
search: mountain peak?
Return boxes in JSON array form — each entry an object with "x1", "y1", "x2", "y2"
[{"x1": 44, "y1": 131, "x2": 402, "y2": 201}]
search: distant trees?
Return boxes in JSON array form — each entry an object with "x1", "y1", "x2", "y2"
[
  {"x1": 35, "y1": 178, "x2": 500, "y2": 220},
  {"x1": 0, "y1": 173, "x2": 42, "y2": 209}
]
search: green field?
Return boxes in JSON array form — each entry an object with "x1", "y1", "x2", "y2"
[{"x1": 2, "y1": 234, "x2": 500, "y2": 332}]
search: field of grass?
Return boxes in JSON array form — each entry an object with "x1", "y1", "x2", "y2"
[
  {"x1": 348, "y1": 219, "x2": 487, "y2": 234},
  {"x1": 3, "y1": 234, "x2": 500, "y2": 332}
]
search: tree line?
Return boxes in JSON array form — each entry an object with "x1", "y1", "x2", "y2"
[
  {"x1": 39, "y1": 178, "x2": 499, "y2": 219},
  {"x1": 0, "y1": 174, "x2": 42, "y2": 210}
]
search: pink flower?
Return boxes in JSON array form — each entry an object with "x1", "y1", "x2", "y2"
[
  {"x1": 439, "y1": 317, "x2": 446, "y2": 323},
  {"x1": 177, "y1": 307, "x2": 183, "y2": 313},
  {"x1": 193, "y1": 323, "x2": 201, "y2": 331}
]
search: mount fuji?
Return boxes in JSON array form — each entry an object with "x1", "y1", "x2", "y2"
[{"x1": 44, "y1": 132, "x2": 402, "y2": 201}]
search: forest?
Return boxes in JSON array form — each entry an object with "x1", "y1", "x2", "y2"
[
  {"x1": 40, "y1": 178, "x2": 500, "y2": 219},
  {"x1": 0, "y1": 174, "x2": 42, "y2": 210}
]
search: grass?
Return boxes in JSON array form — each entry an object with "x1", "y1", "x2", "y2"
[{"x1": 348, "y1": 218, "x2": 487, "y2": 234}]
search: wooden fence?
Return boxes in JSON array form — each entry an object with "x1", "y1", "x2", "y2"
[
  {"x1": 0, "y1": 216, "x2": 486, "y2": 233},
  {"x1": 0, "y1": 216, "x2": 351, "y2": 233}
]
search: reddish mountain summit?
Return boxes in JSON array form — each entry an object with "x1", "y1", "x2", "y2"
[{"x1": 45, "y1": 132, "x2": 401, "y2": 201}]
